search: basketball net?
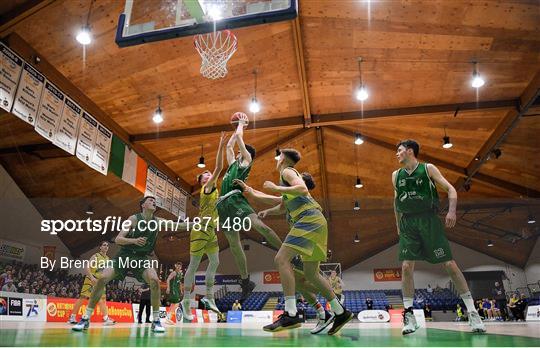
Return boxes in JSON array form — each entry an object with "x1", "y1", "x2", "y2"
[{"x1": 194, "y1": 28, "x2": 237, "y2": 79}]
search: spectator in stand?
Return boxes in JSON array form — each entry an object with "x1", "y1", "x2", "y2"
[
  {"x1": 491, "y1": 281, "x2": 508, "y2": 320},
  {"x1": 515, "y1": 294, "x2": 528, "y2": 321},
  {"x1": 424, "y1": 302, "x2": 432, "y2": 320},
  {"x1": 476, "y1": 300, "x2": 485, "y2": 319},
  {"x1": 138, "y1": 283, "x2": 151, "y2": 324},
  {"x1": 490, "y1": 299, "x2": 501, "y2": 320},
  {"x1": 232, "y1": 300, "x2": 242, "y2": 311},
  {"x1": 365, "y1": 297, "x2": 373, "y2": 310},
  {"x1": 508, "y1": 293, "x2": 520, "y2": 320},
  {"x1": 482, "y1": 298, "x2": 493, "y2": 320},
  {"x1": 0, "y1": 269, "x2": 12, "y2": 288},
  {"x1": 456, "y1": 304, "x2": 465, "y2": 321},
  {"x1": 1, "y1": 279, "x2": 17, "y2": 292},
  {"x1": 427, "y1": 284, "x2": 433, "y2": 293},
  {"x1": 434, "y1": 284, "x2": 443, "y2": 293}
]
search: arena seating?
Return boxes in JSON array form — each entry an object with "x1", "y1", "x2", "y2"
[
  {"x1": 413, "y1": 288, "x2": 460, "y2": 310},
  {"x1": 215, "y1": 291, "x2": 282, "y2": 312}
]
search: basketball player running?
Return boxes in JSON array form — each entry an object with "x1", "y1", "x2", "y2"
[
  {"x1": 252, "y1": 149, "x2": 352, "y2": 334},
  {"x1": 72, "y1": 196, "x2": 185, "y2": 334},
  {"x1": 235, "y1": 173, "x2": 336, "y2": 334},
  {"x1": 217, "y1": 114, "x2": 282, "y2": 300},
  {"x1": 393, "y1": 140, "x2": 485, "y2": 334},
  {"x1": 165, "y1": 262, "x2": 183, "y2": 325},
  {"x1": 68, "y1": 241, "x2": 115, "y2": 325},
  {"x1": 181, "y1": 132, "x2": 227, "y2": 321}
]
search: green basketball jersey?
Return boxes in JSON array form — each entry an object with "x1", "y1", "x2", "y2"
[
  {"x1": 394, "y1": 162, "x2": 439, "y2": 214},
  {"x1": 280, "y1": 167, "x2": 321, "y2": 221},
  {"x1": 121, "y1": 213, "x2": 159, "y2": 256},
  {"x1": 169, "y1": 271, "x2": 182, "y2": 293},
  {"x1": 220, "y1": 159, "x2": 252, "y2": 196}
]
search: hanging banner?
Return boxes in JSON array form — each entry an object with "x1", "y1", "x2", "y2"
[
  {"x1": 90, "y1": 123, "x2": 112, "y2": 175},
  {"x1": 43, "y1": 246, "x2": 56, "y2": 263},
  {"x1": 75, "y1": 111, "x2": 98, "y2": 166},
  {"x1": 0, "y1": 239, "x2": 26, "y2": 261},
  {"x1": 154, "y1": 170, "x2": 167, "y2": 208},
  {"x1": 145, "y1": 166, "x2": 157, "y2": 197},
  {"x1": 34, "y1": 80, "x2": 65, "y2": 141},
  {"x1": 172, "y1": 185, "x2": 181, "y2": 217},
  {"x1": 11, "y1": 62, "x2": 45, "y2": 125},
  {"x1": 165, "y1": 179, "x2": 175, "y2": 213},
  {"x1": 178, "y1": 188, "x2": 188, "y2": 220},
  {"x1": 0, "y1": 42, "x2": 23, "y2": 113},
  {"x1": 53, "y1": 97, "x2": 81, "y2": 155}
]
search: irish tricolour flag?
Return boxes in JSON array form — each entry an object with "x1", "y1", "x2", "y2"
[{"x1": 109, "y1": 135, "x2": 147, "y2": 193}]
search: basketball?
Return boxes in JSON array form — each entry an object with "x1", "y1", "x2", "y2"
[{"x1": 230, "y1": 112, "x2": 248, "y2": 127}]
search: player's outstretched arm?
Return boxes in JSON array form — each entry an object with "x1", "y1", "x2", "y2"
[
  {"x1": 263, "y1": 168, "x2": 308, "y2": 196},
  {"x1": 258, "y1": 201, "x2": 285, "y2": 219},
  {"x1": 206, "y1": 132, "x2": 227, "y2": 192},
  {"x1": 226, "y1": 128, "x2": 237, "y2": 166},
  {"x1": 392, "y1": 170, "x2": 401, "y2": 235},
  {"x1": 115, "y1": 215, "x2": 146, "y2": 246},
  {"x1": 233, "y1": 179, "x2": 282, "y2": 205},
  {"x1": 427, "y1": 163, "x2": 457, "y2": 228},
  {"x1": 234, "y1": 116, "x2": 252, "y2": 165}
]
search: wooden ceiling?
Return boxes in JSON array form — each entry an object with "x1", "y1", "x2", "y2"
[{"x1": 1, "y1": 0, "x2": 539, "y2": 269}]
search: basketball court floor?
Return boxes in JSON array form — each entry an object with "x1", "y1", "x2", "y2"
[{"x1": 2, "y1": 322, "x2": 539, "y2": 347}]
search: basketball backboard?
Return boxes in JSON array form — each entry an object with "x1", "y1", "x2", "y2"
[{"x1": 115, "y1": 0, "x2": 297, "y2": 47}]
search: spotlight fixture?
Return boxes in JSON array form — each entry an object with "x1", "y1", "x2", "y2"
[
  {"x1": 274, "y1": 148, "x2": 280, "y2": 161},
  {"x1": 353, "y1": 200, "x2": 360, "y2": 210},
  {"x1": 197, "y1": 145, "x2": 206, "y2": 168},
  {"x1": 85, "y1": 205, "x2": 94, "y2": 215},
  {"x1": 487, "y1": 240, "x2": 494, "y2": 247},
  {"x1": 261, "y1": 239, "x2": 268, "y2": 245},
  {"x1": 153, "y1": 95, "x2": 163, "y2": 124},
  {"x1": 355, "y1": 132, "x2": 364, "y2": 145},
  {"x1": 471, "y1": 61, "x2": 485, "y2": 88},
  {"x1": 76, "y1": 0, "x2": 94, "y2": 45},
  {"x1": 528, "y1": 215, "x2": 536, "y2": 224},
  {"x1": 355, "y1": 177, "x2": 363, "y2": 188},
  {"x1": 442, "y1": 128, "x2": 453, "y2": 149},
  {"x1": 249, "y1": 69, "x2": 260, "y2": 113},
  {"x1": 355, "y1": 57, "x2": 369, "y2": 101},
  {"x1": 492, "y1": 148, "x2": 502, "y2": 159},
  {"x1": 354, "y1": 234, "x2": 360, "y2": 243}
]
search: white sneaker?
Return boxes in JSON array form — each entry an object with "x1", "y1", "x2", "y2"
[
  {"x1": 468, "y1": 311, "x2": 486, "y2": 333},
  {"x1": 402, "y1": 309, "x2": 419, "y2": 335},
  {"x1": 310, "y1": 311, "x2": 334, "y2": 334},
  {"x1": 201, "y1": 298, "x2": 221, "y2": 314},
  {"x1": 181, "y1": 301, "x2": 194, "y2": 321},
  {"x1": 103, "y1": 317, "x2": 116, "y2": 326},
  {"x1": 71, "y1": 317, "x2": 89, "y2": 331},
  {"x1": 67, "y1": 314, "x2": 77, "y2": 324},
  {"x1": 151, "y1": 320, "x2": 166, "y2": 333}
]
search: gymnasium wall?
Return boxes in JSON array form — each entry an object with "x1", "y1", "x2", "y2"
[
  {"x1": 0, "y1": 165, "x2": 72, "y2": 264},
  {"x1": 525, "y1": 239, "x2": 540, "y2": 286}
]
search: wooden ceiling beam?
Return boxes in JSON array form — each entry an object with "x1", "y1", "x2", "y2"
[
  {"x1": 131, "y1": 99, "x2": 516, "y2": 143},
  {"x1": 0, "y1": 0, "x2": 54, "y2": 35},
  {"x1": 291, "y1": 17, "x2": 312, "y2": 127},
  {"x1": 456, "y1": 70, "x2": 540, "y2": 193},
  {"x1": 327, "y1": 125, "x2": 540, "y2": 197},
  {"x1": 311, "y1": 99, "x2": 517, "y2": 127},
  {"x1": 316, "y1": 127, "x2": 331, "y2": 220},
  {"x1": 3, "y1": 33, "x2": 192, "y2": 192}
]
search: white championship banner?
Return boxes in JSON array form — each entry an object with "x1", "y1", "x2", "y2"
[
  {"x1": 12, "y1": 62, "x2": 45, "y2": 125},
  {"x1": 53, "y1": 97, "x2": 82, "y2": 155},
  {"x1": 76, "y1": 111, "x2": 98, "y2": 166},
  {"x1": 90, "y1": 123, "x2": 112, "y2": 175},
  {"x1": 0, "y1": 42, "x2": 23, "y2": 113},
  {"x1": 171, "y1": 184, "x2": 181, "y2": 217},
  {"x1": 0, "y1": 239, "x2": 26, "y2": 261},
  {"x1": 241, "y1": 311, "x2": 274, "y2": 324},
  {"x1": 165, "y1": 179, "x2": 174, "y2": 213},
  {"x1": 144, "y1": 166, "x2": 157, "y2": 197},
  {"x1": 357, "y1": 310, "x2": 390, "y2": 323},
  {"x1": 34, "y1": 80, "x2": 65, "y2": 141},
  {"x1": 526, "y1": 305, "x2": 540, "y2": 322},
  {"x1": 0, "y1": 292, "x2": 47, "y2": 322},
  {"x1": 154, "y1": 170, "x2": 168, "y2": 208},
  {"x1": 178, "y1": 188, "x2": 188, "y2": 220}
]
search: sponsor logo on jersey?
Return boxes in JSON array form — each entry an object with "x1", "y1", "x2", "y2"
[{"x1": 434, "y1": 248, "x2": 445, "y2": 258}]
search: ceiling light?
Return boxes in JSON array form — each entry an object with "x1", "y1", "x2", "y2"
[
  {"x1": 353, "y1": 200, "x2": 360, "y2": 210},
  {"x1": 76, "y1": 26, "x2": 92, "y2": 45},
  {"x1": 528, "y1": 215, "x2": 536, "y2": 224},
  {"x1": 442, "y1": 136, "x2": 453, "y2": 149},
  {"x1": 197, "y1": 145, "x2": 205, "y2": 168},
  {"x1": 274, "y1": 148, "x2": 280, "y2": 161},
  {"x1": 355, "y1": 177, "x2": 363, "y2": 188},
  {"x1": 261, "y1": 239, "x2": 267, "y2": 245},
  {"x1": 354, "y1": 234, "x2": 360, "y2": 243},
  {"x1": 249, "y1": 97, "x2": 260, "y2": 113},
  {"x1": 471, "y1": 62, "x2": 485, "y2": 88},
  {"x1": 487, "y1": 240, "x2": 494, "y2": 247},
  {"x1": 153, "y1": 95, "x2": 163, "y2": 124},
  {"x1": 85, "y1": 205, "x2": 94, "y2": 215},
  {"x1": 208, "y1": 5, "x2": 222, "y2": 20},
  {"x1": 355, "y1": 132, "x2": 364, "y2": 145},
  {"x1": 356, "y1": 86, "x2": 369, "y2": 101}
]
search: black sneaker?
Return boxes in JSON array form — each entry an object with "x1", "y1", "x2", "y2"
[
  {"x1": 240, "y1": 277, "x2": 256, "y2": 300},
  {"x1": 263, "y1": 312, "x2": 302, "y2": 332},
  {"x1": 327, "y1": 308, "x2": 353, "y2": 335}
]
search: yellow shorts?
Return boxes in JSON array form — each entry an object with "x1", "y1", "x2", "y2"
[
  {"x1": 190, "y1": 225, "x2": 219, "y2": 256},
  {"x1": 80, "y1": 276, "x2": 106, "y2": 300}
]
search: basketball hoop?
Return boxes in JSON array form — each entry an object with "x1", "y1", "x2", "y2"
[{"x1": 194, "y1": 30, "x2": 237, "y2": 79}]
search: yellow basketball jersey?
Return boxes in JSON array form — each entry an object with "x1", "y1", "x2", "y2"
[
  {"x1": 199, "y1": 183, "x2": 219, "y2": 223},
  {"x1": 90, "y1": 252, "x2": 109, "y2": 278}
]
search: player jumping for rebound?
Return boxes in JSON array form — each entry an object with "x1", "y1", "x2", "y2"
[
  {"x1": 68, "y1": 241, "x2": 115, "y2": 325},
  {"x1": 253, "y1": 148, "x2": 353, "y2": 334},
  {"x1": 217, "y1": 113, "x2": 282, "y2": 300},
  {"x1": 181, "y1": 132, "x2": 227, "y2": 321},
  {"x1": 393, "y1": 140, "x2": 485, "y2": 334},
  {"x1": 165, "y1": 262, "x2": 183, "y2": 324},
  {"x1": 72, "y1": 196, "x2": 184, "y2": 334}
]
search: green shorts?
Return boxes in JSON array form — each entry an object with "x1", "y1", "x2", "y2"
[
  {"x1": 168, "y1": 290, "x2": 180, "y2": 304},
  {"x1": 111, "y1": 251, "x2": 154, "y2": 283},
  {"x1": 398, "y1": 211, "x2": 453, "y2": 264},
  {"x1": 217, "y1": 194, "x2": 255, "y2": 233}
]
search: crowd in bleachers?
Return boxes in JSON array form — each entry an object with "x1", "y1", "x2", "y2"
[{"x1": 0, "y1": 260, "x2": 140, "y2": 303}]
